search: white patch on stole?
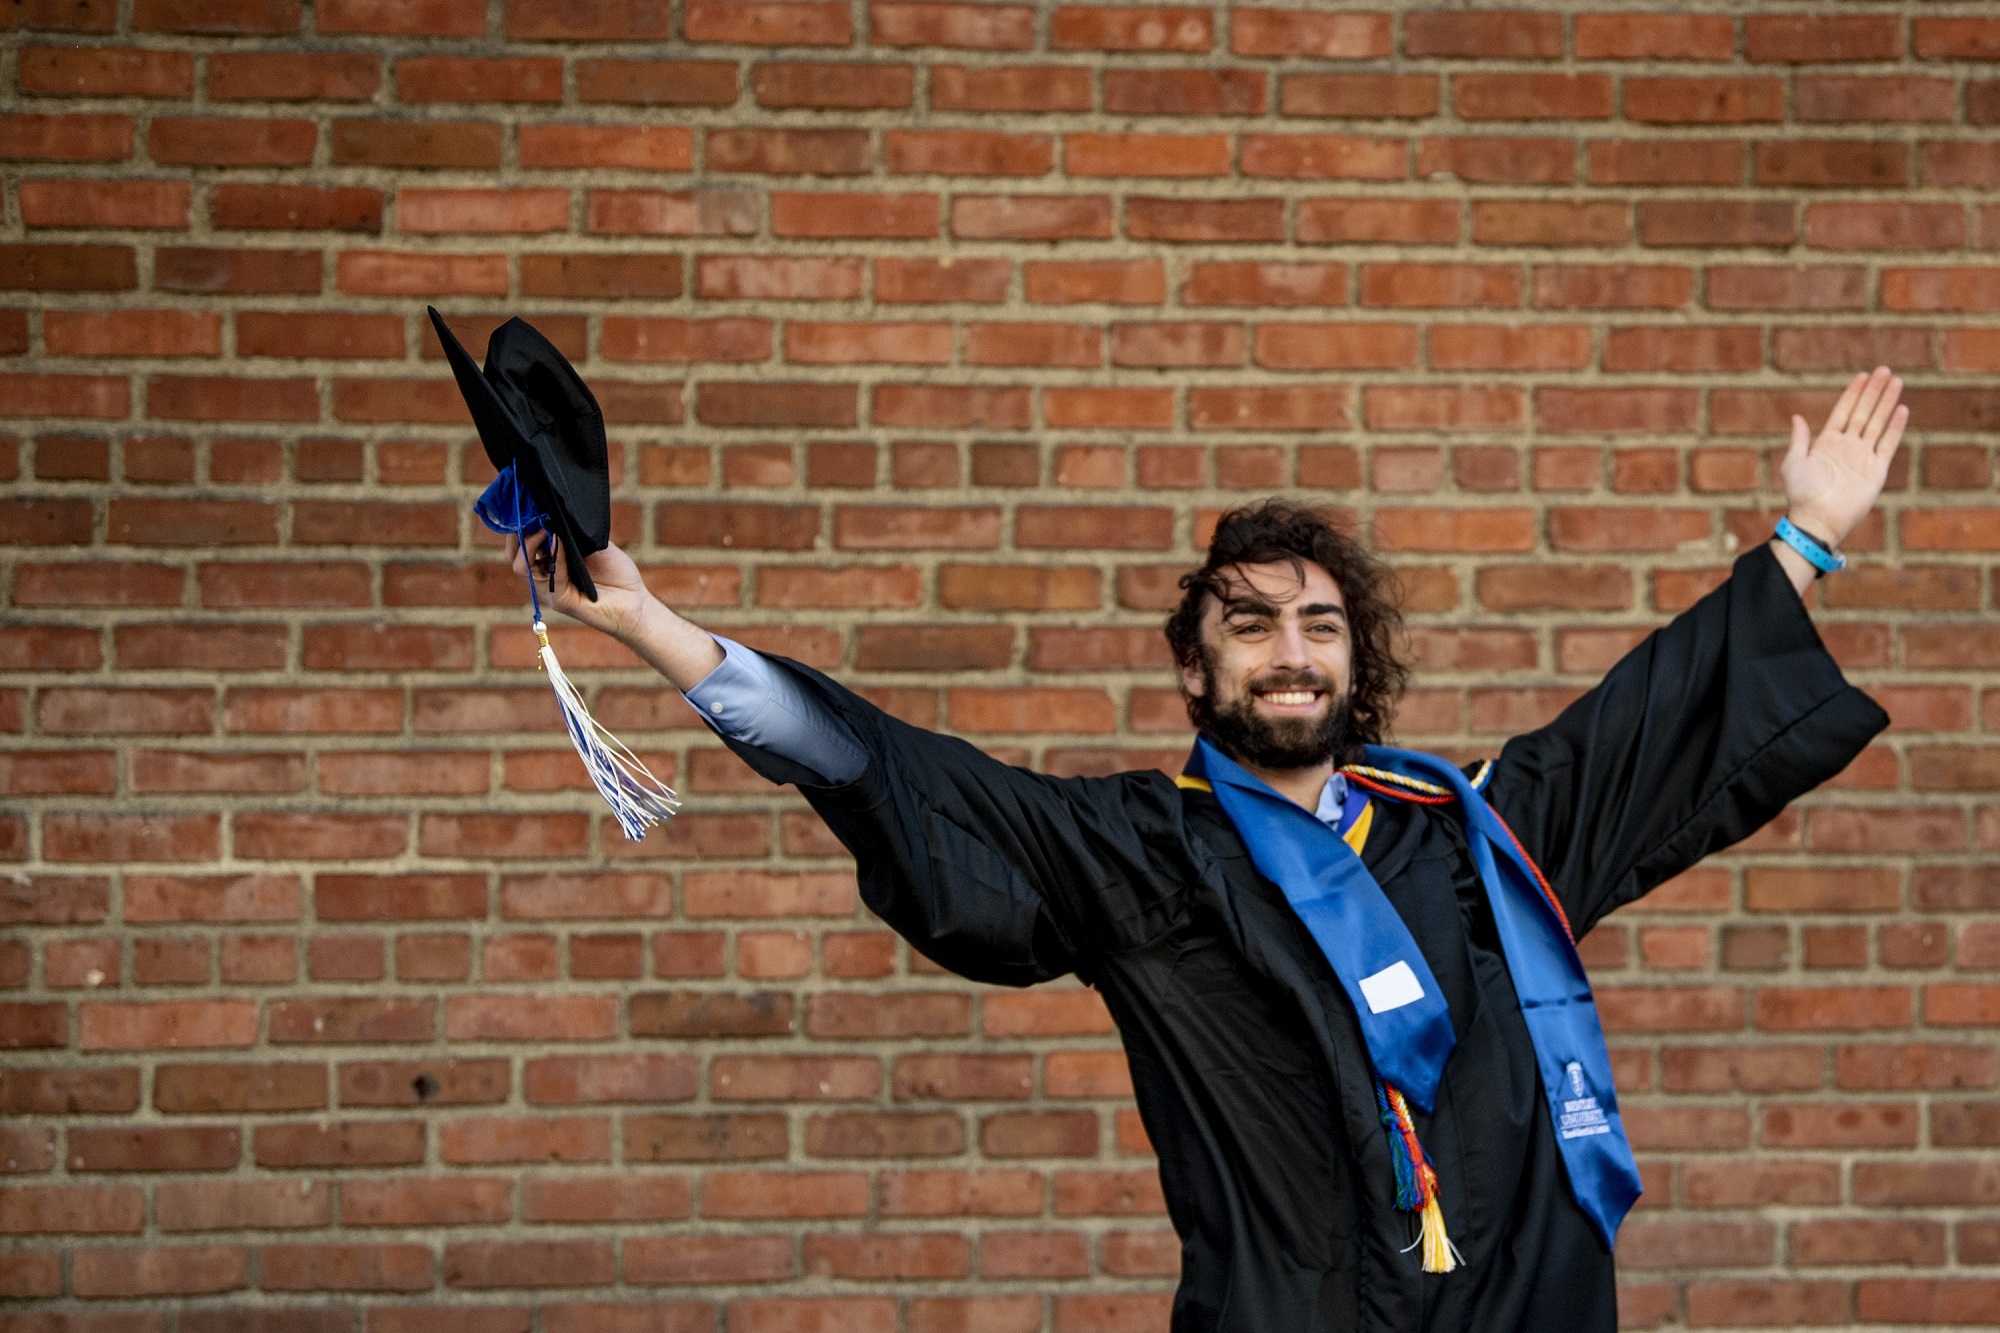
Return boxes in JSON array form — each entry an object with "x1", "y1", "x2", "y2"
[{"x1": 1359, "y1": 960, "x2": 1425, "y2": 1015}]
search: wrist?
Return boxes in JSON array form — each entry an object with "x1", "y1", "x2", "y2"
[
  {"x1": 617, "y1": 591, "x2": 673, "y2": 650},
  {"x1": 1774, "y1": 514, "x2": 1846, "y2": 579},
  {"x1": 1783, "y1": 509, "x2": 1846, "y2": 548}
]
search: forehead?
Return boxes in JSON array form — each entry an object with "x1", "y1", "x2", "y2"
[{"x1": 1207, "y1": 559, "x2": 1345, "y2": 613}]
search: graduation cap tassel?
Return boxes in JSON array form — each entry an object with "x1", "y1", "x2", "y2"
[
  {"x1": 532, "y1": 609, "x2": 682, "y2": 841},
  {"x1": 432, "y1": 307, "x2": 681, "y2": 841},
  {"x1": 480, "y1": 462, "x2": 680, "y2": 842}
]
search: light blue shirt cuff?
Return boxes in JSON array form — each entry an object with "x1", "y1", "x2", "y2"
[{"x1": 682, "y1": 635, "x2": 868, "y2": 786}]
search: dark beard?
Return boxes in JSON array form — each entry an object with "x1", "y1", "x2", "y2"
[{"x1": 1187, "y1": 658, "x2": 1353, "y2": 772}]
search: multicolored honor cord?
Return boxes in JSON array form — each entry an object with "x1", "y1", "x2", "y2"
[{"x1": 476, "y1": 464, "x2": 680, "y2": 840}]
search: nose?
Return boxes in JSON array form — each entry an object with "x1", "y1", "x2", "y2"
[{"x1": 1267, "y1": 619, "x2": 1312, "y2": 670}]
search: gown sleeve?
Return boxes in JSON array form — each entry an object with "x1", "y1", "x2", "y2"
[
  {"x1": 1484, "y1": 542, "x2": 1890, "y2": 936},
  {"x1": 709, "y1": 657, "x2": 1195, "y2": 987}
]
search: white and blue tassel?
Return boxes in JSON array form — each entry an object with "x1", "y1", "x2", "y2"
[{"x1": 479, "y1": 464, "x2": 680, "y2": 840}]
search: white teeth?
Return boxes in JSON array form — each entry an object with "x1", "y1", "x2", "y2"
[{"x1": 1259, "y1": 691, "x2": 1318, "y2": 705}]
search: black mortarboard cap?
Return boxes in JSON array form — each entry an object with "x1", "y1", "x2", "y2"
[{"x1": 429, "y1": 307, "x2": 611, "y2": 602}]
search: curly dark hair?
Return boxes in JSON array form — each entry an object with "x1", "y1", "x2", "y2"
[{"x1": 1164, "y1": 499, "x2": 1410, "y2": 755}]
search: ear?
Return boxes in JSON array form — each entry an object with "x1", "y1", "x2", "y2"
[{"x1": 1179, "y1": 658, "x2": 1206, "y2": 699}]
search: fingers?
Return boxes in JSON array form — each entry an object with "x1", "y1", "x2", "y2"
[
  {"x1": 1844, "y1": 365, "x2": 1893, "y2": 438},
  {"x1": 1788, "y1": 414, "x2": 1811, "y2": 465},
  {"x1": 1861, "y1": 372, "x2": 1904, "y2": 445},
  {"x1": 1876, "y1": 403, "x2": 1911, "y2": 460},
  {"x1": 1826, "y1": 370, "x2": 1869, "y2": 433}
]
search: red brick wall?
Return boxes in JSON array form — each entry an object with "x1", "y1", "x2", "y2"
[{"x1": 4, "y1": 2, "x2": 1999, "y2": 1328}]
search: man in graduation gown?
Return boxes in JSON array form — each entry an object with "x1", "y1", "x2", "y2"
[{"x1": 504, "y1": 368, "x2": 1908, "y2": 1332}]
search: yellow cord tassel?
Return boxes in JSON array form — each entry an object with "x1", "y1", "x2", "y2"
[
  {"x1": 1416, "y1": 1165, "x2": 1461, "y2": 1274},
  {"x1": 1383, "y1": 1084, "x2": 1462, "y2": 1274}
]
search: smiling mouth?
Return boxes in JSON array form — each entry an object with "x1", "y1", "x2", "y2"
[{"x1": 1254, "y1": 689, "x2": 1323, "y2": 707}]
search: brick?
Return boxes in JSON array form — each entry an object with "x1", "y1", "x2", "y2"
[
  {"x1": 1756, "y1": 140, "x2": 1910, "y2": 189},
  {"x1": 394, "y1": 56, "x2": 561, "y2": 104},
  {"x1": 208, "y1": 51, "x2": 379, "y2": 100},
  {"x1": 1685, "y1": 1280, "x2": 1849, "y2": 1327},
  {"x1": 1358, "y1": 263, "x2": 1520, "y2": 308},
  {"x1": 871, "y1": 3, "x2": 1034, "y2": 48},
  {"x1": 1052, "y1": 6, "x2": 1211, "y2": 52},
  {"x1": 1608, "y1": 326, "x2": 1768, "y2": 374},
  {"x1": 521, "y1": 253, "x2": 681, "y2": 300},
  {"x1": 209, "y1": 184, "x2": 381, "y2": 233},
  {"x1": 1638, "y1": 200, "x2": 1795, "y2": 250},
  {"x1": 522, "y1": 1174, "x2": 692, "y2": 1225},
  {"x1": 342, "y1": 1177, "x2": 510, "y2": 1228},
  {"x1": 157, "y1": 246, "x2": 321, "y2": 294},
  {"x1": 772, "y1": 191, "x2": 937, "y2": 238},
  {"x1": 1066, "y1": 131, "x2": 1230, "y2": 178},
  {"x1": 1799, "y1": 76, "x2": 1956, "y2": 124},
  {"x1": 1183, "y1": 261, "x2": 1348, "y2": 307},
  {"x1": 932, "y1": 63, "x2": 1093, "y2": 111},
  {"x1": 875, "y1": 255, "x2": 1010, "y2": 304},
  {"x1": 890, "y1": 129, "x2": 1054, "y2": 176},
  {"x1": 503, "y1": 0, "x2": 667, "y2": 37},
  {"x1": 150, "y1": 116, "x2": 314, "y2": 166},
  {"x1": 1914, "y1": 17, "x2": 2000, "y2": 59},
  {"x1": 1025, "y1": 258, "x2": 1165, "y2": 305},
  {"x1": 1625, "y1": 77, "x2": 1784, "y2": 126},
  {"x1": 684, "y1": 1, "x2": 851, "y2": 45},
  {"x1": 1587, "y1": 139, "x2": 1742, "y2": 186},
  {"x1": 519, "y1": 125, "x2": 692, "y2": 171},
  {"x1": 444, "y1": 1239, "x2": 615, "y2": 1289},
  {"x1": 1456, "y1": 73, "x2": 1612, "y2": 121},
  {"x1": 0, "y1": 372, "x2": 128, "y2": 419},
  {"x1": 1281, "y1": 72, "x2": 1438, "y2": 119},
  {"x1": 806, "y1": 1232, "x2": 970, "y2": 1280},
  {"x1": 1233, "y1": 9, "x2": 1390, "y2": 58},
  {"x1": 1241, "y1": 134, "x2": 1403, "y2": 181},
  {"x1": 709, "y1": 127, "x2": 871, "y2": 176},
  {"x1": 19, "y1": 44, "x2": 194, "y2": 96},
  {"x1": 1474, "y1": 200, "x2": 1627, "y2": 247},
  {"x1": 1576, "y1": 13, "x2": 1734, "y2": 59},
  {"x1": 1128, "y1": 195, "x2": 1280, "y2": 241},
  {"x1": 1809, "y1": 202, "x2": 1967, "y2": 252},
  {"x1": 1107, "y1": 68, "x2": 1266, "y2": 116},
  {"x1": 755, "y1": 60, "x2": 913, "y2": 108},
  {"x1": 0, "y1": 112, "x2": 132, "y2": 161},
  {"x1": 1534, "y1": 264, "x2": 1692, "y2": 310},
  {"x1": 398, "y1": 188, "x2": 569, "y2": 235},
  {"x1": 68, "y1": 1120, "x2": 240, "y2": 1176},
  {"x1": 260, "y1": 1243, "x2": 432, "y2": 1292},
  {"x1": 588, "y1": 190, "x2": 758, "y2": 239},
  {"x1": 576, "y1": 57, "x2": 737, "y2": 106},
  {"x1": 22, "y1": 178, "x2": 190, "y2": 231},
  {"x1": 627, "y1": 1235, "x2": 792, "y2": 1285},
  {"x1": 1747, "y1": 14, "x2": 1900, "y2": 63},
  {"x1": 1431, "y1": 323, "x2": 1591, "y2": 371},
  {"x1": 330, "y1": 119, "x2": 501, "y2": 169}
]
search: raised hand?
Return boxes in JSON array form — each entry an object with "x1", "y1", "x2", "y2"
[
  {"x1": 1781, "y1": 365, "x2": 1909, "y2": 547},
  {"x1": 506, "y1": 531, "x2": 654, "y2": 642}
]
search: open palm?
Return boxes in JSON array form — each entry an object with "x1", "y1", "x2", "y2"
[{"x1": 1782, "y1": 366, "x2": 1909, "y2": 546}]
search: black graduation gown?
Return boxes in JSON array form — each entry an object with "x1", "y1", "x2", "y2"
[{"x1": 720, "y1": 543, "x2": 1888, "y2": 1333}]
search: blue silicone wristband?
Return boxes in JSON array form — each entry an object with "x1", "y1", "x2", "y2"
[{"x1": 1775, "y1": 515, "x2": 1846, "y2": 576}]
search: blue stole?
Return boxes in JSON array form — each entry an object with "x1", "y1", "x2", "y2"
[
  {"x1": 1186, "y1": 738, "x2": 1456, "y2": 1112},
  {"x1": 1185, "y1": 736, "x2": 1643, "y2": 1247}
]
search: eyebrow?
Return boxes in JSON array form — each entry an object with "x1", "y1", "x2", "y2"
[{"x1": 1219, "y1": 598, "x2": 1347, "y2": 621}]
